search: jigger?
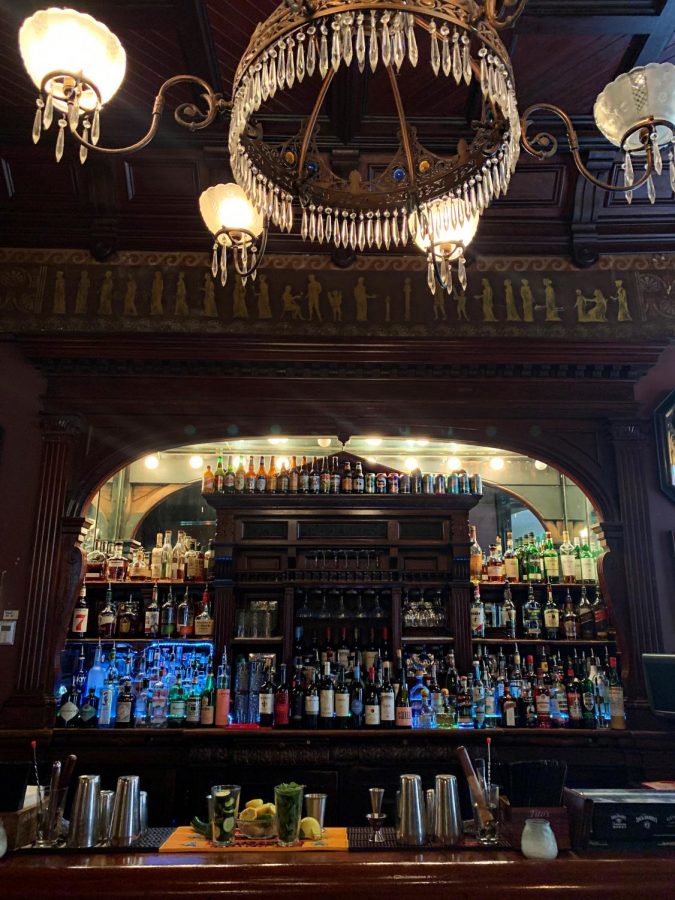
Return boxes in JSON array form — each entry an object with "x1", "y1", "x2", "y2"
[{"x1": 369, "y1": 787, "x2": 384, "y2": 815}]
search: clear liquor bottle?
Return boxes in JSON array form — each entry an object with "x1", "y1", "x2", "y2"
[
  {"x1": 150, "y1": 667, "x2": 169, "y2": 728},
  {"x1": 150, "y1": 533, "x2": 163, "y2": 581},
  {"x1": 107, "y1": 542, "x2": 128, "y2": 582},
  {"x1": 470, "y1": 585, "x2": 485, "y2": 638},
  {"x1": 559, "y1": 530, "x2": 576, "y2": 583},
  {"x1": 469, "y1": 525, "x2": 483, "y2": 584},
  {"x1": 503, "y1": 531, "x2": 520, "y2": 582},
  {"x1": 160, "y1": 530, "x2": 173, "y2": 580},
  {"x1": 98, "y1": 584, "x2": 116, "y2": 638},
  {"x1": 522, "y1": 585, "x2": 542, "y2": 638}
]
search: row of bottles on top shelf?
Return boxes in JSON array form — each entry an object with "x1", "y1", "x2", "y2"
[
  {"x1": 471, "y1": 528, "x2": 600, "y2": 585},
  {"x1": 70, "y1": 583, "x2": 214, "y2": 640},
  {"x1": 86, "y1": 530, "x2": 216, "y2": 583},
  {"x1": 202, "y1": 454, "x2": 483, "y2": 497},
  {"x1": 469, "y1": 581, "x2": 611, "y2": 642}
]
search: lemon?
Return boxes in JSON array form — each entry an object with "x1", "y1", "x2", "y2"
[
  {"x1": 300, "y1": 816, "x2": 322, "y2": 840},
  {"x1": 239, "y1": 807, "x2": 257, "y2": 821},
  {"x1": 245, "y1": 798, "x2": 264, "y2": 810},
  {"x1": 258, "y1": 802, "x2": 276, "y2": 817}
]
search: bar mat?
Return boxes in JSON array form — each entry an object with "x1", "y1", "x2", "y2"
[
  {"x1": 160, "y1": 825, "x2": 348, "y2": 852},
  {"x1": 347, "y1": 826, "x2": 511, "y2": 851},
  {"x1": 16, "y1": 827, "x2": 176, "y2": 853}
]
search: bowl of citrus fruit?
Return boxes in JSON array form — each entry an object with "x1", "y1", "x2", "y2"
[{"x1": 236, "y1": 798, "x2": 277, "y2": 840}]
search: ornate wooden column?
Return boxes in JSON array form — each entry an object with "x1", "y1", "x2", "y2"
[{"x1": 1, "y1": 415, "x2": 87, "y2": 728}]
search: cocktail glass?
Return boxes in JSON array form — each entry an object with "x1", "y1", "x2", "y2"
[
  {"x1": 210, "y1": 784, "x2": 241, "y2": 846},
  {"x1": 275, "y1": 782, "x2": 304, "y2": 847}
]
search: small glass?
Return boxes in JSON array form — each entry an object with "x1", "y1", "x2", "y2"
[
  {"x1": 473, "y1": 784, "x2": 499, "y2": 845},
  {"x1": 274, "y1": 782, "x2": 304, "y2": 847},
  {"x1": 34, "y1": 787, "x2": 68, "y2": 847},
  {"x1": 210, "y1": 784, "x2": 241, "y2": 846}
]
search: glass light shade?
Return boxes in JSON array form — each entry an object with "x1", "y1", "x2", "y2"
[
  {"x1": 199, "y1": 183, "x2": 264, "y2": 246},
  {"x1": 19, "y1": 8, "x2": 126, "y2": 112},
  {"x1": 593, "y1": 62, "x2": 675, "y2": 152},
  {"x1": 410, "y1": 200, "x2": 479, "y2": 260}
]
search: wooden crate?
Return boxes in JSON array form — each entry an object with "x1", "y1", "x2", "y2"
[{"x1": 499, "y1": 796, "x2": 571, "y2": 850}]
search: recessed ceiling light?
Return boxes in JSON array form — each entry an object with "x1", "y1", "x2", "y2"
[
  {"x1": 189, "y1": 454, "x2": 203, "y2": 469},
  {"x1": 365, "y1": 437, "x2": 383, "y2": 448},
  {"x1": 534, "y1": 460, "x2": 548, "y2": 470},
  {"x1": 404, "y1": 457, "x2": 419, "y2": 471},
  {"x1": 447, "y1": 456, "x2": 462, "y2": 470},
  {"x1": 317, "y1": 438, "x2": 332, "y2": 448},
  {"x1": 144, "y1": 454, "x2": 159, "y2": 470},
  {"x1": 489, "y1": 456, "x2": 505, "y2": 471}
]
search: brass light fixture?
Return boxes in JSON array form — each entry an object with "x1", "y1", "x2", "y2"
[{"x1": 17, "y1": 2, "x2": 675, "y2": 292}]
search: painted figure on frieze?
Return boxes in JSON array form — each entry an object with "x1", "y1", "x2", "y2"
[
  {"x1": 74, "y1": 270, "x2": 90, "y2": 315},
  {"x1": 504, "y1": 279, "x2": 520, "y2": 322},
  {"x1": 150, "y1": 272, "x2": 164, "y2": 316},
  {"x1": 543, "y1": 278, "x2": 562, "y2": 322},
  {"x1": 281, "y1": 284, "x2": 304, "y2": 320},
  {"x1": 612, "y1": 280, "x2": 632, "y2": 322},
  {"x1": 328, "y1": 289, "x2": 343, "y2": 322},
  {"x1": 123, "y1": 275, "x2": 138, "y2": 316},
  {"x1": 98, "y1": 271, "x2": 113, "y2": 316},
  {"x1": 255, "y1": 274, "x2": 272, "y2": 319},
  {"x1": 233, "y1": 277, "x2": 249, "y2": 319},
  {"x1": 455, "y1": 287, "x2": 469, "y2": 321},
  {"x1": 576, "y1": 288, "x2": 608, "y2": 322},
  {"x1": 52, "y1": 270, "x2": 66, "y2": 314},
  {"x1": 307, "y1": 273, "x2": 323, "y2": 321},
  {"x1": 202, "y1": 273, "x2": 218, "y2": 317},
  {"x1": 354, "y1": 277, "x2": 375, "y2": 322},
  {"x1": 520, "y1": 279, "x2": 534, "y2": 322},
  {"x1": 433, "y1": 285, "x2": 447, "y2": 321},
  {"x1": 175, "y1": 272, "x2": 189, "y2": 316},
  {"x1": 476, "y1": 278, "x2": 497, "y2": 322}
]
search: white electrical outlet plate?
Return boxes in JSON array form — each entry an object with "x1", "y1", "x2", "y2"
[{"x1": 0, "y1": 621, "x2": 16, "y2": 644}]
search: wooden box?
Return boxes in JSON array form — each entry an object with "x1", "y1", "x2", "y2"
[
  {"x1": 499, "y1": 796, "x2": 571, "y2": 850},
  {"x1": 1, "y1": 800, "x2": 39, "y2": 850}
]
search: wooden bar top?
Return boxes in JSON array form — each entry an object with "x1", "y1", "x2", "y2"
[{"x1": 2, "y1": 847, "x2": 674, "y2": 899}]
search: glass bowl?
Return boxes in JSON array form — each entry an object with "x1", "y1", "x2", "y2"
[{"x1": 236, "y1": 815, "x2": 277, "y2": 840}]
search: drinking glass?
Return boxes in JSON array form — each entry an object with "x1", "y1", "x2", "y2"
[
  {"x1": 473, "y1": 784, "x2": 500, "y2": 845},
  {"x1": 210, "y1": 784, "x2": 241, "y2": 846},
  {"x1": 275, "y1": 783, "x2": 304, "y2": 847},
  {"x1": 34, "y1": 786, "x2": 68, "y2": 847}
]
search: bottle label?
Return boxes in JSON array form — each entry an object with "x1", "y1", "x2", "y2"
[
  {"x1": 380, "y1": 695, "x2": 395, "y2": 721},
  {"x1": 79, "y1": 702, "x2": 96, "y2": 722},
  {"x1": 200, "y1": 698, "x2": 215, "y2": 726},
  {"x1": 256, "y1": 476, "x2": 267, "y2": 492},
  {"x1": 583, "y1": 691, "x2": 595, "y2": 712},
  {"x1": 362, "y1": 651, "x2": 377, "y2": 672},
  {"x1": 194, "y1": 618, "x2": 214, "y2": 637},
  {"x1": 504, "y1": 705, "x2": 516, "y2": 727},
  {"x1": 525, "y1": 615, "x2": 541, "y2": 636},
  {"x1": 99, "y1": 690, "x2": 113, "y2": 725},
  {"x1": 544, "y1": 609, "x2": 560, "y2": 628},
  {"x1": 564, "y1": 622, "x2": 577, "y2": 640},
  {"x1": 365, "y1": 704, "x2": 380, "y2": 726},
  {"x1": 485, "y1": 693, "x2": 496, "y2": 717},
  {"x1": 169, "y1": 700, "x2": 186, "y2": 718},
  {"x1": 116, "y1": 700, "x2": 132, "y2": 724},
  {"x1": 215, "y1": 689, "x2": 230, "y2": 727},
  {"x1": 259, "y1": 693, "x2": 274, "y2": 715},
  {"x1": 350, "y1": 697, "x2": 363, "y2": 717},
  {"x1": 274, "y1": 697, "x2": 289, "y2": 725},
  {"x1": 470, "y1": 608, "x2": 485, "y2": 630},
  {"x1": 59, "y1": 701, "x2": 79, "y2": 723},
  {"x1": 145, "y1": 611, "x2": 159, "y2": 633},
  {"x1": 234, "y1": 473, "x2": 246, "y2": 492},
  {"x1": 568, "y1": 695, "x2": 582, "y2": 720},
  {"x1": 504, "y1": 558, "x2": 519, "y2": 580},
  {"x1": 396, "y1": 706, "x2": 412, "y2": 726},
  {"x1": 545, "y1": 557, "x2": 560, "y2": 578},
  {"x1": 320, "y1": 691, "x2": 335, "y2": 718},
  {"x1": 305, "y1": 694, "x2": 319, "y2": 715},
  {"x1": 335, "y1": 693, "x2": 350, "y2": 718},
  {"x1": 560, "y1": 555, "x2": 575, "y2": 578},
  {"x1": 487, "y1": 564, "x2": 503, "y2": 579},
  {"x1": 72, "y1": 610, "x2": 88, "y2": 634},
  {"x1": 186, "y1": 698, "x2": 201, "y2": 722},
  {"x1": 609, "y1": 686, "x2": 625, "y2": 718},
  {"x1": 337, "y1": 649, "x2": 350, "y2": 669},
  {"x1": 536, "y1": 692, "x2": 550, "y2": 716},
  {"x1": 151, "y1": 560, "x2": 162, "y2": 580},
  {"x1": 245, "y1": 475, "x2": 256, "y2": 492},
  {"x1": 581, "y1": 558, "x2": 596, "y2": 581}
]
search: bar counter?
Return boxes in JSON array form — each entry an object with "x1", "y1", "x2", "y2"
[{"x1": 2, "y1": 846, "x2": 675, "y2": 899}]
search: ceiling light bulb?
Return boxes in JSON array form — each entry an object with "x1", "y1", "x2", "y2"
[
  {"x1": 447, "y1": 456, "x2": 462, "y2": 470},
  {"x1": 268, "y1": 437, "x2": 288, "y2": 446},
  {"x1": 365, "y1": 437, "x2": 383, "y2": 448},
  {"x1": 317, "y1": 438, "x2": 332, "y2": 448},
  {"x1": 579, "y1": 528, "x2": 589, "y2": 539},
  {"x1": 534, "y1": 460, "x2": 548, "y2": 470},
  {"x1": 199, "y1": 183, "x2": 264, "y2": 246},
  {"x1": 144, "y1": 454, "x2": 159, "y2": 470},
  {"x1": 19, "y1": 8, "x2": 126, "y2": 113},
  {"x1": 189, "y1": 454, "x2": 203, "y2": 469},
  {"x1": 410, "y1": 199, "x2": 479, "y2": 260},
  {"x1": 489, "y1": 456, "x2": 505, "y2": 471},
  {"x1": 404, "y1": 457, "x2": 418, "y2": 472},
  {"x1": 416, "y1": 439, "x2": 430, "y2": 447}
]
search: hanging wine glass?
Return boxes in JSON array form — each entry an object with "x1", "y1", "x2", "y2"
[
  {"x1": 318, "y1": 589, "x2": 330, "y2": 619},
  {"x1": 354, "y1": 588, "x2": 367, "y2": 618},
  {"x1": 371, "y1": 589, "x2": 385, "y2": 619},
  {"x1": 335, "y1": 589, "x2": 347, "y2": 619},
  {"x1": 296, "y1": 588, "x2": 312, "y2": 619}
]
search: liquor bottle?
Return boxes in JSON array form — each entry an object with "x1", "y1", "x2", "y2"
[
  {"x1": 362, "y1": 628, "x2": 378, "y2": 672},
  {"x1": 134, "y1": 677, "x2": 151, "y2": 727},
  {"x1": 98, "y1": 668, "x2": 117, "y2": 728},
  {"x1": 559, "y1": 531, "x2": 576, "y2": 583},
  {"x1": 592, "y1": 656, "x2": 610, "y2": 728},
  {"x1": 335, "y1": 666, "x2": 351, "y2": 728},
  {"x1": 143, "y1": 584, "x2": 160, "y2": 638},
  {"x1": 525, "y1": 533, "x2": 543, "y2": 583},
  {"x1": 319, "y1": 457, "x2": 331, "y2": 494},
  {"x1": 579, "y1": 537, "x2": 597, "y2": 584},
  {"x1": 380, "y1": 667, "x2": 395, "y2": 728},
  {"x1": 503, "y1": 532, "x2": 519, "y2": 582},
  {"x1": 204, "y1": 539, "x2": 216, "y2": 581},
  {"x1": 215, "y1": 651, "x2": 230, "y2": 728},
  {"x1": 319, "y1": 661, "x2": 335, "y2": 728},
  {"x1": 150, "y1": 667, "x2": 169, "y2": 728},
  {"x1": 79, "y1": 688, "x2": 99, "y2": 728},
  {"x1": 150, "y1": 533, "x2": 163, "y2": 581},
  {"x1": 255, "y1": 456, "x2": 267, "y2": 493},
  {"x1": 160, "y1": 588, "x2": 176, "y2": 637},
  {"x1": 171, "y1": 531, "x2": 186, "y2": 582},
  {"x1": 469, "y1": 525, "x2": 482, "y2": 584},
  {"x1": 184, "y1": 539, "x2": 198, "y2": 582},
  {"x1": 533, "y1": 669, "x2": 551, "y2": 728},
  {"x1": 98, "y1": 584, "x2": 116, "y2": 638},
  {"x1": 298, "y1": 456, "x2": 310, "y2": 493},
  {"x1": 472, "y1": 665, "x2": 486, "y2": 729},
  {"x1": 304, "y1": 669, "x2": 319, "y2": 728},
  {"x1": 563, "y1": 590, "x2": 578, "y2": 640},
  {"x1": 167, "y1": 673, "x2": 187, "y2": 727},
  {"x1": 201, "y1": 463, "x2": 215, "y2": 494},
  {"x1": 542, "y1": 532, "x2": 560, "y2": 583},
  {"x1": 578, "y1": 586, "x2": 595, "y2": 639},
  {"x1": 341, "y1": 460, "x2": 353, "y2": 493},
  {"x1": 592, "y1": 588, "x2": 609, "y2": 641},
  {"x1": 501, "y1": 685, "x2": 518, "y2": 727},
  {"x1": 336, "y1": 627, "x2": 350, "y2": 672},
  {"x1": 522, "y1": 585, "x2": 542, "y2": 639},
  {"x1": 221, "y1": 455, "x2": 235, "y2": 494},
  {"x1": 573, "y1": 537, "x2": 583, "y2": 583},
  {"x1": 330, "y1": 456, "x2": 341, "y2": 493},
  {"x1": 194, "y1": 589, "x2": 214, "y2": 638},
  {"x1": 487, "y1": 543, "x2": 505, "y2": 582},
  {"x1": 395, "y1": 668, "x2": 412, "y2": 728},
  {"x1": 107, "y1": 541, "x2": 128, "y2": 582},
  {"x1": 85, "y1": 641, "x2": 105, "y2": 697},
  {"x1": 321, "y1": 627, "x2": 335, "y2": 667},
  {"x1": 56, "y1": 685, "x2": 80, "y2": 728},
  {"x1": 266, "y1": 455, "x2": 278, "y2": 493},
  {"x1": 116, "y1": 594, "x2": 136, "y2": 638},
  {"x1": 288, "y1": 456, "x2": 299, "y2": 494},
  {"x1": 502, "y1": 580, "x2": 517, "y2": 638},
  {"x1": 350, "y1": 627, "x2": 363, "y2": 672},
  {"x1": 470, "y1": 585, "x2": 485, "y2": 638},
  {"x1": 244, "y1": 456, "x2": 256, "y2": 493},
  {"x1": 233, "y1": 456, "x2": 246, "y2": 493},
  {"x1": 290, "y1": 672, "x2": 305, "y2": 728},
  {"x1": 274, "y1": 663, "x2": 290, "y2": 728},
  {"x1": 608, "y1": 657, "x2": 626, "y2": 730},
  {"x1": 580, "y1": 662, "x2": 597, "y2": 730},
  {"x1": 278, "y1": 459, "x2": 290, "y2": 494},
  {"x1": 214, "y1": 455, "x2": 226, "y2": 493},
  {"x1": 160, "y1": 530, "x2": 173, "y2": 580},
  {"x1": 309, "y1": 457, "x2": 321, "y2": 494},
  {"x1": 70, "y1": 585, "x2": 89, "y2": 637},
  {"x1": 381, "y1": 626, "x2": 392, "y2": 680},
  {"x1": 364, "y1": 666, "x2": 381, "y2": 728},
  {"x1": 353, "y1": 461, "x2": 365, "y2": 494},
  {"x1": 543, "y1": 581, "x2": 560, "y2": 640},
  {"x1": 350, "y1": 664, "x2": 365, "y2": 728},
  {"x1": 185, "y1": 670, "x2": 202, "y2": 726},
  {"x1": 258, "y1": 661, "x2": 275, "y2": 727},
  {"x1": 115, "y1": 678, "x2": 135, "y2": 728},
  {"x1": 177, "y1": 590, "x2": 194, "y2": 638}
]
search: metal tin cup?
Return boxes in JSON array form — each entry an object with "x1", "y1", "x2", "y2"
[
  {"x1": 67, "y1": 775, "x2": 101, "y2": 849},
  {"x1": 397, "y1": 774, "x2": 426, "y2": 846},
  {"x1": 99, "y1": 790, "x2": 115, "y2": 845},
  {"x1": 304, "y1": 793, "x2": 327, "y2": 830},
  {"x1": 139, "y1": 791, "x2": 148, "y2": 834},
  {"x1": 433, "y1": 774, "x2": 463, "y2": 847},
  {"x1": 110, "y1": 776, "x2": 141, "y2": 847}
]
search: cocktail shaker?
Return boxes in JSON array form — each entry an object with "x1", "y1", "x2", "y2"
[
  {"x1": 67, "y1": 774, "x2": 101, "y2": 848},
  {"x1": 433, "y1": 774, "x2": 463, "y2": 847},
  {"x1": 109, "y1": 775, "x2": 141, "y2": 847},
  {"x1": 397, "y1": 774, "x2": 426, "y2": 846}
]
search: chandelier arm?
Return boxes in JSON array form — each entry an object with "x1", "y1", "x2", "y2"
[
  {"x1": 297, "y1": 68, "x2": 337, "y2": 181},
  {"x1": 231, "y1": 224, "x2": 269, "y2": 278},
  {"x1": 484, "y1": 0, "x2": 529, "y2": 30},
  {"x1": 520, "y1": 102, "x2": 658, "y2": 194},
  {"x1": 65, "y1": 74, "x2": 227, "y2": 155},
  {"x1": 385, "y1": 65, "x2": 416, "y2": 189}
]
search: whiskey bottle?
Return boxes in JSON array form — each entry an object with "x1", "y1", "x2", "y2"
[
  {"x1": 503, "y1": 532, "x2": 519, "y2": 582},
  {"x1": 563, "y1": 590, "x2": 578, "y2": 640},
  {"x1": 592, "y1": 588, "x2": 609, "y2": 641},
  {"x1": 470, "y1": 585, "x2": 485, "y2": 638},
  {"x1": 469, "y1": 525, "x2": 482, "y2": 584},
  {"x1": 98, "y1": 584, "x2": 116, "y2": 638},
  {"x1": 71, "y1": 585, "x2": 89, "y2": 637},
  {"x1": 578, "y1": 586, "x2": 595, "y2": 640},
  {"x1": 107, "y1": 542, "x2": 128, "y2": 582},
  {"x1": 525, "y1": 533, "x2": 543, "y2": 583},
  {"x1": 224, "y1": 455, "x2": 236, "y2": 494},
  {"x1": 116, "y1": 594, "x2": 137, "y2": 638},
  {"x1": 543, "y1": 582, "x2": 560, "y2": 640},
  {"x1": 194, "y1": 589, "x2": 214, "y2": 638},
  {"x1": 542, "y1": 532, "x2": 560, "y2": 583},
  {"x1": 150, "y1": 533, "x2": 163, "y2": 581},
  {"x1": 522, "y1": 585, "x2": 542, "y2": 639},
  {"x1": 214, "y1": 455, "x2": 226, "y2": 493},
  {"x1": 160, "y1": 530, "x2": 173, "y2": 580},
  {"x1": 580, "y1": 537, "x2": 597, "y2": 584},
  {"x1": 559, "y1": 530, "x2": 576, "y2": 583},
  {"x1": 115, "y1": 678, "x2": 135, "y2": 728},
  {"x1": 608, "y1": 657, "x2": 626, "y2": 730},
  {"x1": 487, "y1": 542, "x2": 505, "y2": 582}
]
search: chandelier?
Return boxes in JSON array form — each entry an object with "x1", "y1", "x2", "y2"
[{"x1": 17, "y1": 3, "x2": 675, "y2": 295}]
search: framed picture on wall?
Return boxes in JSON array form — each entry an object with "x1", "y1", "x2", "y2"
[{"x1": 655, "y1": 389, "x2": 675, "y2": 503}]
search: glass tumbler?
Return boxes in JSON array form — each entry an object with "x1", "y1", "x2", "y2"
[
  {"x1": 275, "y1": 783, "x2": 304, "y2": 847},
  {"x1": 210, "y1": 784, "x2": 241, "y2": 846},
  {"x1": 473, "y1": 784, "x2": 500, "y2": 845}
]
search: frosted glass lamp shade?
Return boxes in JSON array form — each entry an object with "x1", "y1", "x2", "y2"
[
  {"x1": 199, "y1": 184, "x2": 264, "y2": 246},
  {"x1": 410, "y1": 200, "x2": 479, "y2": 260},
  {"x1": 19, "y1": 7, "x2": 126, "y2": 112},
  {"x1": 593, "y1": 62, "x2": 675, "y2": 153}
]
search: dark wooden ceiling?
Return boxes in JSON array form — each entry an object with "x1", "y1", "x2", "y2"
[{"x1": 0, "y1": 0, "x2": 674, "y2": 265}]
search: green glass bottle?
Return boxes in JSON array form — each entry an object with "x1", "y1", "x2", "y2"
[
  {"x1": 167, "y1": 673, "x2": 186, "y2": 727},
  {"x1": 542, "y1": 532, "x2": 560, "y2": 583}
]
